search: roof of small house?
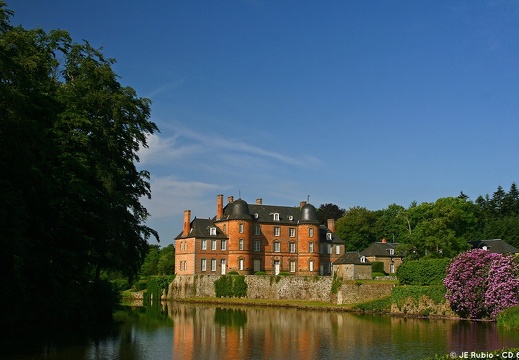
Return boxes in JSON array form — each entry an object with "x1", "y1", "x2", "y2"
[
  {"x1": 360, "y1": 242, "x2": 401, "y2": 258},
  {"x1": 470, "y1": 239, "x2": 519, "y2": 254},
  {"x1": 334, "y1": 251, "x2": 371, "y2": 265}
]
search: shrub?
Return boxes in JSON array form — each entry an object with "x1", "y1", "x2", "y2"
[
  {"x1": 254, "y1": 271, "x2": 266, "y2": 275},
  {"x1": 228, "y1": 271, "x2": 239, "y2": 275},
  {"x1": 372, "y1": 272, "x2": 386, "y2": 279},
  {"x1": 396, "y1": 258, "x2": 450, "y2": 286},
  {"x1": 214, "y1": 275, "x2": 248, "y2": 298},
  {"x1": 133, "y1": 279, "x2": 147, "y2": 291},
  {"x1": 444, "y1": 249, "x2": 519, "y2": 319}
]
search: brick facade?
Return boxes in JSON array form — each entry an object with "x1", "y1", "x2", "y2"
[{"x1": 175, "y1": 195, "x2": 344, "y2": 276}]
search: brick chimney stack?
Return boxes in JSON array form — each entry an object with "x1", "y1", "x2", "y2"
[
  {"x1": 228, "y1": 196, "x2": 234, "y2": 203},
  {"x1": 183, "y1": 210, "x2": 191, "y2": 236},
  {"x1": 300, "y1": 201, "x2": 307, "y2": 209},
  {"x1": 327, "y1": 218, "x2": 336, "y2": 233},
  {"x1": 256, "y1": 198, "x2": 262, "y2": 204},
  {"x1": 381, "y1": 238, "x2": 387, "y2": 243},
  {"x1": 217, "y1": 194, "x2": 224, "y2": 219}
]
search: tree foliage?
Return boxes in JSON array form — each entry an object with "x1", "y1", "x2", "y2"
[
  {"x1": 0, "y1": 2, "x2": 158, "y2": 326},
  {"x1": 317, "y1": 203, "x2": 345, "y2": 225},
  {"x1": 335, "y1": 207, "x2": 377, "y2": 251}
]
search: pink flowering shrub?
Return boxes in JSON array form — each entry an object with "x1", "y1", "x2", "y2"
[{"x1": 444, "y1": 249, "x2": 519, "y2": 319}]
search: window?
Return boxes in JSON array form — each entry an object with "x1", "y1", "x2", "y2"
[
  {"x1": 201, "y1": 258, "x2": 207, "y2": 271},
  {"x1": 239, "y1": 223, "x2": 244, "y2": 233},
  {"x1": 309, "y1": 227, "x2": 314, "y2": 237},
  {"x1": 239, "y1": 258, "x2": 244, "y2": 270},
  {"x1": 211, "y1": 259, "x2": 217, "y2": 272},
  {"x1": 273, "y1": 213, "x2": 280, "y2": 221},
  {"x1": 210, "y1": 227, "x2": 217, "y2": 236},
  {"x1": 274, "y1": 226, "x2": 280, "y2": 237},
  {"x1": 201, "y1": 239, "x2": 207, "y2": 250},
  {"x1": 289, "y1": 242, "x2": 295, "y2": 253},
  {"x1": 327, "y1": 244, "x2": 332, "y2": 254},
  {"x1": 326, "y1": 232, "x2": 332, "y2": 240},
  {"x1": 309, "y1": 260, "x2": 314, "y2": 272},
  {"x1": 289, "y1": 228, "x2": 295, "y2": 237},
  {"x1": 223, "y1": 224, "x2": 226, "y2": 233},
  {"x1": 254, "y1": 240, "x2": 261, "y2": 252},
  {"x1": 309, "y1": 242, "x2": 314, "y2": 253},
  {"x1": 274, "y1": 241, "x2": 280, "y2": 252},
  {"x1": 239, "y1": 239, "x2": 244, "y2": 250},
  {"x1": 335, "y1": 245, "x2": 340, "y2": 255},
  {"x1": 290, "y1": 260, "x2": 296, "y2": 273},
  {"x1": 254, "y1": 225, "x2": 260, "y2": 235},
  {"x1": 211, "y1": 239, "x2": 217, "y2": 250},
  {"x1": 360, "y1": 256, "x2": 366, "y2": 263},
  {"x1": 221, "y1": 240, "x2": 227, "y2": 251},
  {"x1": 388, "y1": 248, "x2": 394, "y2": 256}
]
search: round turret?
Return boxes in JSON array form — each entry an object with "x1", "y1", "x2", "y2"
[
  {"x1": 300, "y1": 203, "x2": 319, "y2": 223},
  {"x1": 227, "y1": 198, "x2": 250, "y2": 219}
]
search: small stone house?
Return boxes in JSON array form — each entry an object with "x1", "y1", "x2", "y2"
[
  {"x1": 470, "y1": 239, "x2": 519, "y2": 255},
  {"x1": 333, "y1": 252, "x2": 372, "y2": 280},
  {"x1": 360, "y1": 240, "x2": 402, "y2": 275}
]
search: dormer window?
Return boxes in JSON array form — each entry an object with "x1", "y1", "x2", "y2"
[
  {"x1": 388, "y1": 248, "x2": 394, "y2": 256},
  {"x1": 273, "y1": 213, "x2": 280, "y2": 221},
  {"x1": 360, "y1": 256, "x2": 366, "y2": 263},
  {"x1": 483, "y1": 246, "x2": 488, "y2": 251},
  {"x1": 210, "y1": 227, "x2": 217, "y2": 236},
  {"x1": 326, "y1": 233, "x2": 332, "y2": 240}
]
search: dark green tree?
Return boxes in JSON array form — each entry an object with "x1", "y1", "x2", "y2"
[
  {"x1": 335, "y1": 207, "x2": 377, "y2": 251},
  {"x1": 317, "y1": 203, "x2": 346, "y2": 226},
  {"x1": 0, "y1": 2, "x2": 158, "y2": 326},
  {"x1": 158, "y1": 244, "x2": 176, "y2": 275}
]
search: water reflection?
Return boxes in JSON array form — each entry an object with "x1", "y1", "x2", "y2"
[{"x1": 2, "y1": 303, "x2": 518, "y2": 359}]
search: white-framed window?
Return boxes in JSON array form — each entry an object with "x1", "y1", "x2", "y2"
[
  {"x1": 273, "y1": 212, "x2": 280, "y2": 221},
  {"x1": 201, "y1": 258, "x2": 207, "y2": 271},
  {"x1": 201, "y1": 239, "x2": 207, "y2": 250},
  {"x1": 388, "y1": 248, "x2": 394, "y2": 256},
  {"x1": 239, "y1": 258, "x2": 244, "y2": 270},
  {"x1": 210, "y1": 227, "x2": 217, "y2": 236},
  {"x1": 327, "y1": 244, "x2": 332, "y2": 255},
  {"x1": 211, "y1": 259, "x2": 216, "y2": 272},
  {"x1": 274, "y1": 226, "x2": 280, "y2": 237},
  {"x1": 239, "y1": 239, "x2": 244, "y2": 250},
  {"x1": 335, "y1": 245, "x2": 340, "y2": 255},
  {"x1": 254, "y1": 225, "x2": 260, "y2": 235},
  {"x1": 309, "y1": 260, "x2": 314, "y2": 272},
  {"x1": 239, "y1": 223, "x2": 244, "y2": 233},
  {"x1": 274, "y1": 241, "x2": 280, "y2": 252},
  {"x1": 221, "y1": 240, "x2": 227, "y2": 251},
  {"x1": 326, "y1": 233, "x2": 332, "y2": 240},
  {"x1": 309, "y1": 227, "x2": 314, "y2": 237},
  {"x1": 254, "y1": 240, "x2": 261, "y2": 252},
  {"x1": 289, "y1": 228, "x2": 295, "y2": 237},
  {"x1": 309, "y1": 242, "x2": 314, "y2": 253},
  {"x1": 289, "y1": 242, "x2": 295, "y2": 253},
  {"x1": 211, "y1": 239, "x2": 217, "y2": 250},
  {"x1": 290, "y1": 260, "x2": 296, "y2": 273},
  {"x1": 360, "y1": 256, "x2": 366, "y2": 263}
]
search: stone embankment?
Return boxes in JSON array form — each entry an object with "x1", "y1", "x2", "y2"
[{"x1": 168, "y1": 275, "x2": 394, "y2": 305}]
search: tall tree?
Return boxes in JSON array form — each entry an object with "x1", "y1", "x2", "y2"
[
  {"x1": 335, "y1": 207, "x2": 377, "y2": 251},
  {"x1": 0, "y1": 2, "x2": 158, "y2": 325}
]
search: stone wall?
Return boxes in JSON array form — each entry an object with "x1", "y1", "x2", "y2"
[{"x1": 168, "y1": 275, "x2": 393, "y2": 305}]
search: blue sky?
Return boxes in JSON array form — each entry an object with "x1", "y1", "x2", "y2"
[{"x1": 9, "y1": 1, "x2": 519, "y2": 247}]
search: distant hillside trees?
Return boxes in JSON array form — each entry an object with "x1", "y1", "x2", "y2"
[{"x1": 335, "y1": 183, "x2": 519, "y2": 259}]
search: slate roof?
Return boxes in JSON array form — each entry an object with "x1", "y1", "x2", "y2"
[
  {"x1": 175, "y1": 217, "x2": 228, "y2": 240},
  {"x1": 334, "y1": 251, "x2": 371, "y2": 265},
  {"x1": 470, "y1": 239, "x2": 519, "y2": 254},
  {"x1": 319, "y1": 226, "x2": 344, "y2": 244},
  {"x1": 216, "y1": 199, "x2": 320, "y2": 225},
  {"x1": 360, "y1": 242, "x2": 401, "y2": 257}
]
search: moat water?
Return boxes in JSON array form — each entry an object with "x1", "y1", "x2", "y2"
[{"x1": 3, "y1": 302, "x2": 519, "y2": 359}]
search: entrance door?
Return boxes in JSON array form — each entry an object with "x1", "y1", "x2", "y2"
[
  {"x1": 274, "y1": 260, "x2": 280, "y2": 275},
  {"x1": 253, "y1": 259, "x2": 260, "y2": 272},
  {"x1": 220, "y1": 259, "x2": 226, "y2": 275}
]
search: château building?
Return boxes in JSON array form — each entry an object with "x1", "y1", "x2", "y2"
[{"x1": 175, "y1": 195, "x2": 344, "y2": 276}]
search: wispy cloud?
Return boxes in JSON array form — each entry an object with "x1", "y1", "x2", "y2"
[{"x1": 137, "y1": 123, "x2": 321, "y2": 168}]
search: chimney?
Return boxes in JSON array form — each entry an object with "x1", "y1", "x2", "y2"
[
  {"x1": 183, "y1": 210, "x2": 191, "y2": 236},
  {"x1": 300, "y1": 201, "x2": 307, "y2": 209},
  {"x1": 227, "y1": 196, "x2": 234, "y2": 204},
  {"x1": 256, "y1": 198, "x2": 262, "y2": 204},
  {"x1": 381, "y1": 238, "x2": 387, "y2": 243},
  {"x1": 327, "y1": 218, "x2": 336, "y2": 233},
  {"x1": 217, "y1": 194, "x2": 224, "y2": 219}
]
